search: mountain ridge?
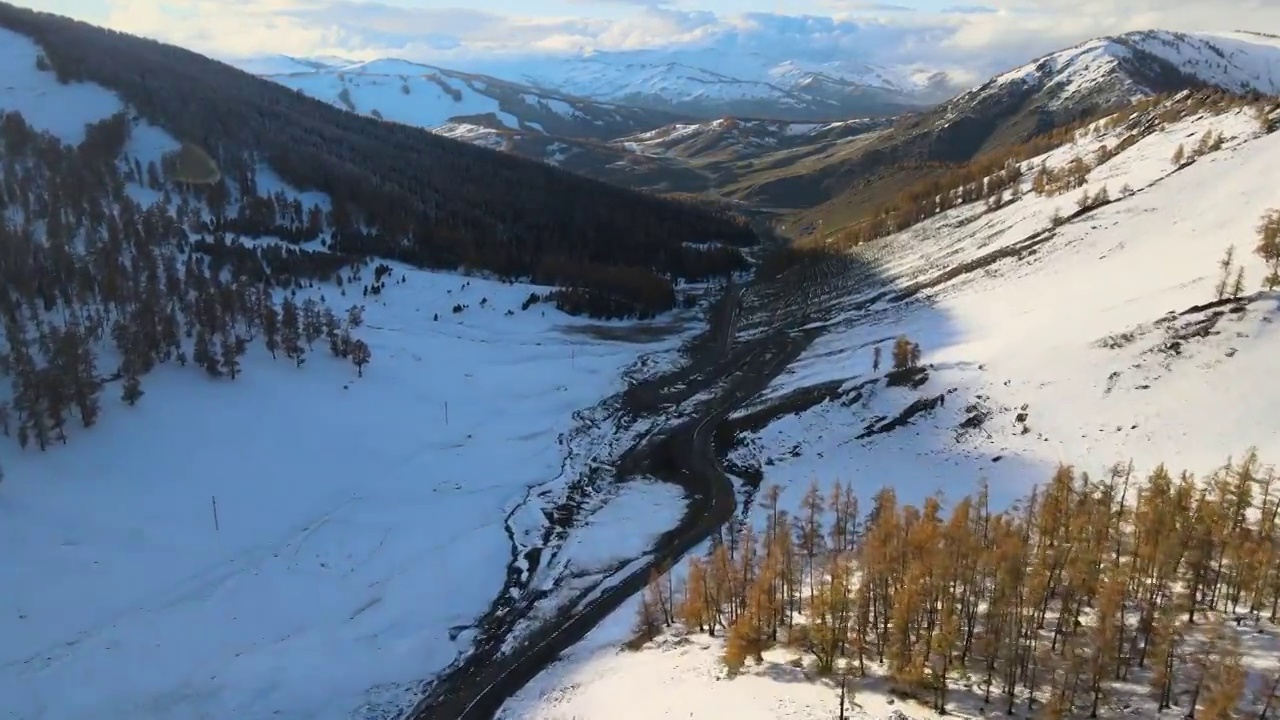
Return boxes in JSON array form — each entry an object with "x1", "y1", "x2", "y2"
[
  {"x1": 242, "y1": 29, "x2": 1280, "y2": 206},
  {"x1": 239, "y1": 28, "x2": 1280, "y2": 129},
  {"x1": 233, "y1": 47, "x2": 953, "y2": 123},
  {"x1": 257, "y1": 58, "x2": 691, "y2": 141},
  {"x1": 0, "y1": 0, "x2": 755, "y2": 319}
]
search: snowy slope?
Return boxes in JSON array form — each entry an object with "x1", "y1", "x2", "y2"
[
  {"x1": 257, "y1": 62, "x2": 681, "y2": 142},
  {"x1": 245, "y1": 29, "x2": 1280, "y2": 130},
  {"x1": 498, "y1": 96, "x2": 1280, "y2": 719},
  {"x1": 0, "y1": 27, "x2": 699, "y2": 720},
  {"x1": 615, "y1": 116, "x2": 888, "y2": 160},
  {"x1": 1, "y1": 274, "x2": 693, "y2": 720},
  {"x1": 230, "y1": 53, "x2": 355, "y2": 76},
  {"x1": 476, "y1": 49, "x2": 951, "y2": 121},
  {"x1": 967, "y1": 30, "x2": 1280, "y2": 111},
  {"x1": 264, "y1": 61, "x2": 523, "y2": 131},
  {"x1": 243, "y1": 46, "x2": 948, "y2": 125}
]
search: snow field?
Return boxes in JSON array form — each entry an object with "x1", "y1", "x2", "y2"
[
  {"x1": 268, "y1": 68, "x2": 521, "y2": 131},
  {"x1": 1, "y1": 266, "x2": 695, "y2": 720}
]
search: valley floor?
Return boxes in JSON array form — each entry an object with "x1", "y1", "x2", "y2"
[{"x1": 7, "y1": 24, "x2": 1280, "y2": 720}]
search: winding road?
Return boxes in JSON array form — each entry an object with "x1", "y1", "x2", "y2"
[{"x1": 407, "y1": 270, "x2": 832, "y2": 720}]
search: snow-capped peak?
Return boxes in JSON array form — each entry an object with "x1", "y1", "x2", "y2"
[{"x1": 967, "y1": 30, "x2": 1280, "y2": 110}]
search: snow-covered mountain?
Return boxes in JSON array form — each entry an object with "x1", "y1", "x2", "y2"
[
  {"x1": 501, "y1": 89, "x2": 1280, "y2": 720},
  {"x1": 487, "y1": 53, "x2": 948, "y2": 122},
  {"x1": 245, "y1": 30, "x2": 1280, "y2": 130},
  {"x1": 510, "y1": 31, "x2": 1280, "y2": 121},
  {"x1": 257, "y1": 57, "x2": 684, "y2": 140},
  {"x1": 958, "y1": 30, "x2": 1280, "y2": 112},
  {"x1": 244, "y1": 30, "x2": 1280, "y2": 184},
  {"x1": 241, "y1": 49, "x2": 953, "y2": 125},
  {"x1": 231, "y1": 53, "x2": 358, "y2": 75},
  {"x1": 760, "y1": 28, "x2": 1280, "y2": 228}
]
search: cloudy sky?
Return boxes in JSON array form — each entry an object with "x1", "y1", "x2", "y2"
[{"x1": 28, "y1": 0, "x2": 1280, "y2": 79}]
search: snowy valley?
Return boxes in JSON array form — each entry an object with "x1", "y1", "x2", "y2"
[
  {"x1": 5, "y1": 4, "x2": 1280, "y2": 720},
  {"x1": 0, "y1": 16, "x2": 716, "y2": 720},
  {"x1": 495, "y1": 92, "x2": 1280, "y2": 719}
]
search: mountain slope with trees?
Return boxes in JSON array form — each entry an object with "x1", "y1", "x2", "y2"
[
  {"x1": 783, "y1": 29, "x2": 1280, "y2": 235},
  {"x1": 498, "y1": 83, "x2": 1280, "y2": 720},
  {"x1": 0, "y1": 2, "x2": 755, "y2": 320},
  {"x1": 0, "y1": 21, "x2": 706, "y2": 720},
  {"x1": 240, "y1": 31, "x2": 1280, "y2": 235}
]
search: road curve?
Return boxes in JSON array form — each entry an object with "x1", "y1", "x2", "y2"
[{"x1": 408, "y1": 285, "x2": 814, "y2": 720}]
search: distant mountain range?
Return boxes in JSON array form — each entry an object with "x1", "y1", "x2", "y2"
[
  {"x1": 232, "y1": 27, "x2": 1280, "y2": 237},
  {"x1": 239, "y1": 29, "x2": 1280, "y2": 137},
  {"x1": 237, "y1": 47, "x2": 959, "y2": 125},
  {"x1": 253, "y1": 57, "x2": 687, "y2": 141}
]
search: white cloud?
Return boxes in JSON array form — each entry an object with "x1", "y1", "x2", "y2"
[{"x1": 94, "y1": 0, "x2": 1280, "y2": 81}]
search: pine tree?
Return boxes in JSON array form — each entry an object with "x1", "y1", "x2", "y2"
[
  {"x1": 350, "y1": 338, "x2": 371, "y2": 377},
  {"x1": 797, "y1": 479, "x2": 826, "y2": 609},
  {"x1": 891, "y1": 336, "x2": 913, "y2": 370},
  {"x1": 262, "y1": 298, "x2": 281, "y2": 359},
  {"x1": 679, "y1": 557, "x2": 711, "y2": 634},
  {"x1": 219, "y1": 332, "x2": 242, "y2": 380},
  {"x1": 300, "y1": 297, "x2": 324, "y2": 349},
  {"x1": 193, "y1": 328, "x2": 220, "y2": 377},
  {"x1": 121, "y1": 375, "x2": 143, "y2": 406},
  {"x1": 634, "y1": 579, "x2": 662, "y2": 647},
  {"x1": 1256, "y1": 209, "x2": 1280, "y2": 291},
  {"x1": 1196, "y1": 622, "x2": 1245, "y2": 720},
  {"x1": 723, "y1": 618, "x2": 750, "y2": 677},
  {"x1": 346, "y1": 304, "x2": 364, "y2": 329},
  {"x1": 280, "y1": 297, "x2": 305, "y2": 367},
  {"x1": 1216, "y1": 245, "x2": 1238, "y2": 301},
  {"x1": 1230, "y1": 267, "x2": 1246, "y2": 298}
]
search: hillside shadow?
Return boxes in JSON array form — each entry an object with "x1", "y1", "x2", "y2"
[{"x1": 720, "y1": 240, "x2": 1055, "y2": 514}]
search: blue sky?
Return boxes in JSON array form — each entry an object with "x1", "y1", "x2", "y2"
[{"x1": 28, "y1": 0, "x2": 1277, "y2": 76}]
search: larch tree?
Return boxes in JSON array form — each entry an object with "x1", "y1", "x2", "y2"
[{"x1": 1256, "y1": 209, "x2": 1280, "y2": 290}]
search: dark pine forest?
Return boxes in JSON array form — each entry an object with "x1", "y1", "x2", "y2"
[{"x1": 0, "y1": 2, "x2": 756, "y2": 319}]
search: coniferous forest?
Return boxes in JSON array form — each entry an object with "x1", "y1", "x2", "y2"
[
  {"x1": 638, "y1": 453, "x2": 1280, "y2": 718},
  {"x1": 0, "y1": 2, "x2": 756, "y2": 320},
  {"x1": 0, "y1": 107, "x2": 376, "y2": 452}
]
